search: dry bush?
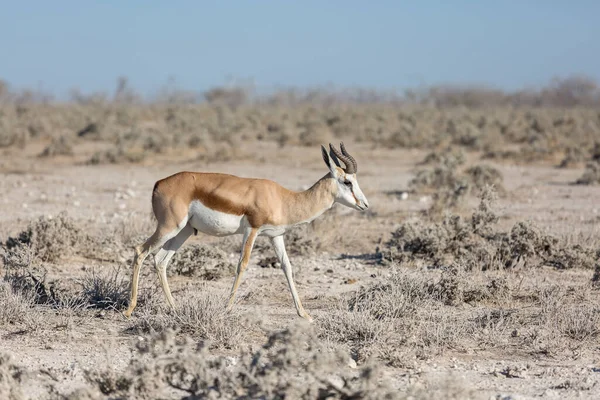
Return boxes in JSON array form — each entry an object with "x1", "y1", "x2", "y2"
[
  {"x1": 2, "y1": 80, "x2": 600, "y2": 166},
  {"x1": 525, "y1": 285, "x2": 600, "y2": 354},
  {"x1": 1, "y1": 244, "x2": 59, "y2": 305},
  {"x1": 204, "y1": 85, "x2": 249, "y2": 108},
  {"x1": 576, "y1": 161, "x2": 600, "y2": 185},
  {"x1": 319, "y1": 270, "x2": 435, "y2": 362},
  {"x1": 409, "y1": 150, "x2": 466, "y2": 193},
  {"x1": 319, "y1": 266, "x2": 515, "y2": 365},
  {"x1": 320, "y1": 259, "x2": 600, "y2": 367},
  {"x1": 0, "y1": 281, "x2": 35, "y2": 326},
  {"x1": 464, "y1": 164, "x2": 504, "y2": 193},
  {"x1": 348, "y1": 269, "x2": 431, "y2": 319},
  {"x1": 128, "y1": 287, "x2": 243, "y2": 348},
  {"x1": 79, "y1": 267, "x2": 129, "y2": 310},
  {"x1": 3, "y1": 212, "x2": 81, "y2": 263},
  {"x1": 38, "y1": 135, "x2": 73, "y2": 157},
  {"x1": 79, "y1": 212, "x2": 154, "y2": 263},
  {"x1": 429, "y1": 264, "x2": 510, "y2": 306},
  {"x1": 380, "y1": 187, "x2": 597, "y2": 270},
  {"x1": 298, "y1": 124, "x2": 335, "y2": 146},
  {"x1": 284, "y1": 225, "x2": 323, "y2": 256},
  {"x1": 559, "y1": 145, "x2": 588, "y2": 168},
  {"x1": 195, "y1": 141, "x2": 247, "y2": 163},
  {"x1": 77, "y1": 323, "x2": 394, "y2": 400},
  {"x1": 169, "y1": 243, "x2": 234, "y2": 280},
  {"x1": 319, "y1": 307, "x2": 393, "y2": 362},
  {"x1": 0, "y1": 353, "x2": 24, "y2": 400},
  {"x1": 419, "y1": 147, "x2": 466, "y2": 166},
  {"x1": 410, "y1": 149, "x2": 505, "y2": 212},
  {"x1": 87, "y1": 145, "x2": 146, "y2": 165}
]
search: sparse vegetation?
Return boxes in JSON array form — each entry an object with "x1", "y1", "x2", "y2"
[
  {"x1": 3, "y1": 212, "x2": 82, "y2": 263},
  {"x1": 76, "y1": 324, "x2": 395, "y2": 400},
  {"x1": 380, "y1": 187, "x2": 597, "y2": 271},
  {"x1": 169, "y1": 243, "x2": 234, "y2": 280},
  {"x1": 1, "y1": 77, "x2": 600, "y2": 398},
  {"x1": 79, "y1": 267, "x2": 129, "y2": 310},
  {"x1": 128, "y1": 288, "x2": 244, "y2": 348}
]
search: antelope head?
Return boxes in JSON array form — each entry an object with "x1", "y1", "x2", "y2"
[{"x1": 321, "y1": 142, "x2": 369, "y2": 211}]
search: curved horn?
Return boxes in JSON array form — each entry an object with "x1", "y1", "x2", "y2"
[
  {"x1": 329, "y1": 143, "x2": 356, "y2": 174},
  {"x1": 340, "y1": 142, "x2": 357, "y2": 173},
  {"x1": 327, "y1": 144, "x2": 342, "y2": 168}
]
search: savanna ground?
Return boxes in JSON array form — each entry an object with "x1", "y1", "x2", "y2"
[{"x1": 1, "y1": 79, "x2": 600, "y2": 399}]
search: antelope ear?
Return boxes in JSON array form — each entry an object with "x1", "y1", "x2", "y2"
[
  {"x1": 321, "y1": 145, "x2": 341, "y2": 178},
  {"x1": 321, "y1": 145, "x2": 331, "y2": 168}
]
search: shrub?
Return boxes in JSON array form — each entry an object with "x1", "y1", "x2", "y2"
[
  {"x1": 128, "y1": 288, "x2": 243, "y2": 348},
  {"x1": 169, "y1": 243, "x2": 234, "y2": 280},
  {"x1": 79, "y1": 324, "x2": 395, "y2": 399},
  {"x1": 4, "y1": 212, "x2": 81, "y2": 263}
]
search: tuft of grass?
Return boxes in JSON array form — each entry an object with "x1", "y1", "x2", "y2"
[
  {"x1": 0, "y1": 281, "x2": 35, "y2": 327},
  {"x1": 79, "y1": 267, "x2": 129, "y2": 310},
  {"x1": 128, "y1": 287, "x2": 244, "y2": 348}
]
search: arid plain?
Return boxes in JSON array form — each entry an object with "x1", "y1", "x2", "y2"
[{"x1": 1, "y1": 89, "x2": 600, "y2": 399}]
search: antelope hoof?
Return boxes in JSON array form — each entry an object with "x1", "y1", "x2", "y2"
[
  {"x1": 226, "y1": 300, "x2": 235, "y2": 312},
  {"x1": 300, "y1": 311, "x2": 314, "y2": 323},
  {"x1": 123, "y1": 309, "x2": 134, "y2": 319}
]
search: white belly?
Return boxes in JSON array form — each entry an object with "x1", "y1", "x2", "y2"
[{"x1": 188, "y1": 200, "x2": 246, "y2": 236}]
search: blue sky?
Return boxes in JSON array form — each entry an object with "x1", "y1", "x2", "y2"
[{"x1": 1, "y1": 1, "x2": 599, "y2": 97}]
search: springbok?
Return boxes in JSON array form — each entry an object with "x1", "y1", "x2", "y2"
[{"x1": 123, "y1": 143, "x2": 369, "y2": 321}]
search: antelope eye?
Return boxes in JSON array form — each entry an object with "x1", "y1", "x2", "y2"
[{"x1": 344, "y1": 181, "x2": 352, "y2": 187}]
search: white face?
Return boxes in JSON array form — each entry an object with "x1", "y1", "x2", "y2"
[
  {"x1": 333, "y1": 172, "x2": 369, "y2": 211},
  {"x1": 321, "y1": 146, "x2": 369, "y2": 211}
]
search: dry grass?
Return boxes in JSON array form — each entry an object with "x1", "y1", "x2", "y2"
[
  {"x1": 319, "y1": 264, "x2": 600, "y2": 368},
  {"x1": 2, "y1": 90, "x2": 600, "y2": 168},
  {"x1": 3, "y1": 212, "x2": 82, "y2": 263},
  {"x1": 168, "y1": 243, "x2": 234, "y2": 280},
  {"x1": 380, "y1": 187, "x2": 598, "y2": 271},
  {"x1": 74, "y1": 323, "x2": 396, "y2": 400},
  {"x1": 79, "y1": 267, "x2": 129, "y2": 310},
  {"x1": 128, "y1": 287, "x2": 244, "y2": 348},
  {"x1": 2, "y1": 81, "x2": 600, "y2": 397},
  {"x1": 409, "y1": 149, "x2": 505, "y2": 213},
  {"x1": 0, "y1": 281, "x2": 35, "y2": 327}
]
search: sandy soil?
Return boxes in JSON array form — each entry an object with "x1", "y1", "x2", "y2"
[{"x1": 1, "y1": 142, "x2": 600, "y2": 399}]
